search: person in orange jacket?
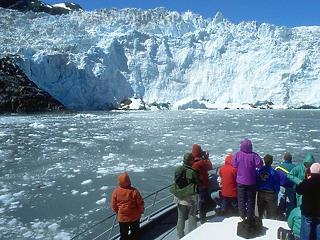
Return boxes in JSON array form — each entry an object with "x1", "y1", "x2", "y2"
[
  {"x1": 219, "y1": 154, "x2": 238, "y2": 215},
  {"x1": 111, "y1": 172, "x2": 144, "y2": 240},
  {"x1": 191, "y1": 144, "x2": 213, "y2": 223}
]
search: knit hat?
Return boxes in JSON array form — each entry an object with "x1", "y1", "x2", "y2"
[
  {"x1": 264, "y1": 154, "x2": 273, "y2": 166},
  {"x1": 283, "y1": 152, "x2": 292, "y2": 162},
  {"x1": 183, "y1": 152, "x2": 194, "y2": 165},
  {"x1": 310, "y1": 163, "x2": 320, "y2": 174}
]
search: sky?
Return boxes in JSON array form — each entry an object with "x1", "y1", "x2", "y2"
[{"x1": 45, "y1": 0, "x2": 320, "y2": 27}]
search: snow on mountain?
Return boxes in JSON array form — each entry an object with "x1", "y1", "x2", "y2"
[{"x1": 0, "y1": 7, "x2": 319, "y2": 110}]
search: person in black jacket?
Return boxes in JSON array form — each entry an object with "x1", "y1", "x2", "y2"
[{"x1": 296, "y1": 162, "x2": 320, "y2": 240}]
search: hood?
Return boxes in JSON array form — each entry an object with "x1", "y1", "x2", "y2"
[
  {"x1": 118, "y1": 172, "x2": 131, "y2": 188},
  {"x1": 240, "y1": 139, "x2": 252, "y2": 153},
  {"x1": 303, "y1": 153, "x2": 315, "y2": 165},
  {"x1": 224, "y1": 154, "x2": 233, "y2": 165},
  {"x1": 192, "y1": 144, "x2": 202, "y2": 158}
]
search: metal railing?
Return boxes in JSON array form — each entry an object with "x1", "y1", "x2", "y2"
[
  {"x1": 71, "y1": 183, "x2": 174, "y2": 240},
  {"x1": 71, "y1": 166, "x2": 221, "y2": 240}
]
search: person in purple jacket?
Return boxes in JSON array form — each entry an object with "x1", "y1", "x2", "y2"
[{"x1": 232, "y1": 139, "x2": 263, "y2": 224}]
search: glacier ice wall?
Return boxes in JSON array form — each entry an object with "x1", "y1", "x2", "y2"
[{"x1": 0, "y1": 8, "x2": 320, "y2": 109}]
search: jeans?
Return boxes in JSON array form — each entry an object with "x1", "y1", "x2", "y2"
[
  {"x1": 300, "y1": 215, "x2": 320, "y2": 240},
  {"x1": 237, "y1": 184, "x2": 256, "y2": 221},
  {"x1": 177, "y1": 203, "x2": 197, "y2": 239},
  {"x1": 119, "y1": 220, "x2": 140, "y2": 240}
]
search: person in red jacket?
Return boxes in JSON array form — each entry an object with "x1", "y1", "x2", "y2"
[
  {"x1": 191, "y1": 144, "x2": 213, "y2": 223},
  {"x1": 219, "y1": 154, "x2": 238, "y2": 215},
  {"x1": 111, "y1": 172, "x2": 145, "y2": 240}
]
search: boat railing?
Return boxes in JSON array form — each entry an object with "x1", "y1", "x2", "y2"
[
  {"x1": 71, "y1": 166, "x2": 221, "y2": 240},
  {"x1": 71, "y1": 183, "x2": 175, "y2": 240}
]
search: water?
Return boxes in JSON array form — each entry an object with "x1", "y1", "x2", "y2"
[{"x1": 0, "y1": 110, "x2": 319, "y2": 239}]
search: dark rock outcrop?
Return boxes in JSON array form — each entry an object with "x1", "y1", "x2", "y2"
[
  {"x1": 0, "y1": 0, "x2": 82, "y2": 15},
  {"x1": 0, "y1": 57, "x2": 64, "y2": 113}
]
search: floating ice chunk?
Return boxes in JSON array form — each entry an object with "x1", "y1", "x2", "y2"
[
  {"x1": 132, "y1": 167, "x2": 144, "y2": 172},
  {"x1": 97, "y1": 168, "x2": 109, "y2": 175},
  {"x1": 81, "y1": 180, "x2": 92, "y2": 185},
  {"x1": 225, "y1": 148, "x2": 233, "y2": 153},
  {"x1": 100, "y1": 186, "x2": 109, "y2": 191},
  {"x1": 273, "y1": 148, "x2": 286, "y2": 152},
  {"x1": 53, "y1": 231, "x2": 71, "y2": 240},
  {"x1": 23, "y1": 231, "x2": 33, "y2": 238},
  {"x1": 0, "y1": 193, "x2": 14, "y2": 206},
  {"x1": 163, "y1": 134, "x2": 173, "y2": 137},
  {"x1": 29, "y1": 122, "x2": 46, "y2": 129},
  {"x1": 13, "y1": 191, "x2": 24, "y2": 197},
  {"x1": 96, "y1": 198, "x2": 106, "y2": 205},
  {"x1": 312, "y1": 139, "x2": 320, "y2": 142},
  {"x1": 80, "y1": 192, "x2": 88, "y2": 196},
  {"x1": 48, "y1": 223, "x2": 59, "y2": 231},
  {"x1": 73, "y1": 114, "x2": 96, "y2": 118},
  {"x1": 303, "y1": 146, "x2": 316, "y2": 150},
  {"x1": 286, "y1": 142, "x2": 299, "y2": 146},
  {"x1": 71, "y1": 190, "x2": 79, "y2": 195},
  {"x1": 308, "y1": 129, "x2": 320, "y2": 132}
]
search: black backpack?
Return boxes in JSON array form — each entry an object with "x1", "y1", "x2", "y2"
[{"x1": 174, "y1": 166, "x2": 188, "y2": 188}]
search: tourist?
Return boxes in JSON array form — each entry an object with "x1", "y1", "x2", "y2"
[
  {"x1": 296, "y1": 162, "x2": 320, "y2": 240},
  {"x1": 287, "y1": 153, "x2": 315, "y2": 206},
  {"x1": 111, "y1": 172, "x2": 145, "y2": 240},
  {"x1": 287, "y1": 207, "x2": 301, "y2": 240},
  {"x1": 191, "y1": 144, "x2": 213, "y2": 223},
  {"x1": 170, "y1": 153, "x2": 200, "y2": 239},
  {"x1": 219, "y1": 153, "x2": 238, "y2": 215},
  {"x1": 275, "y1": 152, "x2": 296, "y2": 218},
  {"x1": 232, "y1": 139, "x2": 263, "y2": 223},
  {"x1": 256, "y1": 154, "x2": 280, "y2": 219}
]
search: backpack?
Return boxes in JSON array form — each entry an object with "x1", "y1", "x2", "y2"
[
  {"x1": 174, "y1": 166, "x2": 188, "y2": 188},
  {"x1": 236, "y1": 217, "x2": 263, "y2": 239}
]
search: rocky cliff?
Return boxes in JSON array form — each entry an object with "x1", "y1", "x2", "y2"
[{"x1": 0, "y1": 57, "x2": 64, "y2": 113}]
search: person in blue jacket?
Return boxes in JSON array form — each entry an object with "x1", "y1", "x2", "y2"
[{"x1": 256, "y1": 154, "x2": 280, "y2": 219}]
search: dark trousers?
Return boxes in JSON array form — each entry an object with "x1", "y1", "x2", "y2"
[
  {"x1": 257, "y1": 190, "x2": 277, "y2": 219},
  {"x1": 198, "y1": 187, "x2": 211, "y2": 223},
  {"x1": 300, "y1": 215, "x2": 320, "y2": 240},
  {"x1": 222, "y1": 196, "x2": 238, "y2": 215},
  {"x1": 119, "y1": 220, "x2": 140, "y2": 240},
  {"x1": 237, "y1": 184, "x2": 256, "y2": 221}
]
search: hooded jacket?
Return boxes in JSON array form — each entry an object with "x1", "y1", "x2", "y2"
[
  {"x1": 111, "y1": 173, "x2": 144, "y2": 223},
  {"x1": 219, "y1": 154, "x2": 237, "y2": 198},
  {"x1": 287, "y1": 153, "x2": 315, "y2": 185},
  {"x1": 191, "y1": 144, "x2": 213, "y2": 189},
  {"x1": 275, "y1": 160, "x2": 295, "y2": 188},
  {"x1": 232, "y1": 139, "x2": 263, "y2": 185},
  {"x1": 287, "y1": 207, "x2": 301, "y2": 237}
]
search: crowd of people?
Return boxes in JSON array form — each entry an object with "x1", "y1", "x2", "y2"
[{"x1": 110, "y1": 139, "x2": 320, "y2": 240}]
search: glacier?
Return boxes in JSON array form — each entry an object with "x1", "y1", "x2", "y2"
[{"x1": 0, "y1": 7, "x2": 320, "y2": 110}]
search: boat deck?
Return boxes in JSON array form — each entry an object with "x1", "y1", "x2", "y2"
[{"x1": 155, "y1": 212, "x2": 289, "y2": 240}]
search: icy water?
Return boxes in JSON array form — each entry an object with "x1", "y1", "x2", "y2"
[{"x1": 0, "y1": 110, "x2": 320, "y2": 239}]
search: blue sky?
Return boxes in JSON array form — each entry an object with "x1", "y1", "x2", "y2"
[{"x1": 45, "y1": 0, "x2": 320, "y2": 27}]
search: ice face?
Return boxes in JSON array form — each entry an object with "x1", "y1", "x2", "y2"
[{"x1": 0, "y1": 8, "x2": 320, "y2": 110}]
